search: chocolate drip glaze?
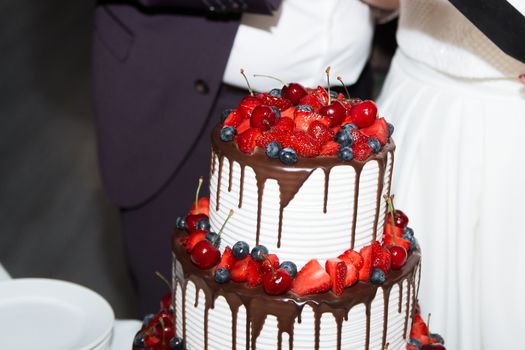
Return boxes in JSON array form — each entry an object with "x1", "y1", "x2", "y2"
[
  {"x1": 210, "y1": 125, "x2": 395, "y2": 250},
  {"x1": 172, "y1": 231, "x2": 420, "y2": 350}
]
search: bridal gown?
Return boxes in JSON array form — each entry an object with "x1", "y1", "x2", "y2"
[{"x1": 377, "y1": 0, "x2": 525, "y2": 349}]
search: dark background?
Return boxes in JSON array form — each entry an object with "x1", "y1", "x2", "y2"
[{"x1": 0, "y1": 1, "x2": 396, "y2": 319}]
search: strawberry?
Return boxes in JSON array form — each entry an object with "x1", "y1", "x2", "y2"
[
  {"x1": 238, "y1": 95, "x2": 262, "y2": 118},
  {"x1": 319, "y1": 141, "x2": 339, "y2": 156},
  {"x1": 223, "y1": 109, "x2": 243, "y2": 127},
  {"x1": 410, "y1": 315, "x2": 429, "y2": 340},
  {"x1": 308, "y1": 120, "x2": 335, "y2": 146},
  {"x1": 185, "y1": 230, "x2": 207, "y2": 253},
  {"x1": 352, "y1": 142, "x2": 372, "y2": 161},
  {"x1": 384, "y1": 220, "x2": 404, "y2": 238},
  {"x1": 230, "y1": 255, "x2": 253, "y2": 282},
  {"x1": 371, "y1": 241, "x2": 391, "y2": 274},
  {"x1": 273, "y1": 117, "x2": 295, "y2": 132},
  {"x1": 358, "y1": 245, "x2": 373, "y2": 281},
  {"x1": 235, "y1": 127, "x2": 263, "y2": 154},
  {"x1": 344, "y1": 262, "x2": 359, "y2": 287},
  {"x1": 257, "y1": 93, "x2": 292, "y2": 111},
  {"x1": 236, "y1": 118, "x2": 251, "y2": 134},
  {"x1": 383, "y1": 234, "x2": 411, "y2": 251},
  {"x1": 298, "y1": 94, "x2": 324, "y2": 112},
  {"x1": 261, "y1": 254, "x2": 280, "y2": 274},
  {"x1": 255, "y1": 129, "x2": 287, "y2": 148},
  {"x1": 294, "y1": 109, "x2": 330, "y2": 132},
  {"x1": 325, "y1": 258, "x2": 347, "y2": 296},
  {"x1": 291, "y1": 259, "x2": 331, "y2": 296},
  {"x1": 280, "y1": 107, "x2": 295, "y2": 120},
  {"x1": 215, "y1": 246, "x2": 235, "y2": 271},
  {"x1": 287, "y1": 131, "x2": 321, "y2": 157},
  {"x1": 361, "y1": 117, "x2": 389, "y2": 145},
  {"x1": 313, "y1": 86, "x2": 329, "y2": 105},
  {"x1": 350, "y1": 129, "x2": 370, "y2": 145},
  {"x1": 246, "y1": 258, "x2": 263, "y2": 288},
  {"x1": 338, "y1": 249, "x2": 364, "y2": 271},
  {"x1": 188, "y1": 197, "x2": 210, "y2": 217}
]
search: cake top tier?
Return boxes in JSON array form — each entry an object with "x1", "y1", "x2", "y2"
[{"x1": 217, "y1": 79, "x2": 393, "y2": 164}]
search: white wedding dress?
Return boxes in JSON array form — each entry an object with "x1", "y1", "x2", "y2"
[{"x1": 378, "y1": 1, "x2": 525, "y2": 349}]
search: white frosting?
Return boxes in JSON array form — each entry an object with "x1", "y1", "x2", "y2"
[{"x1": 209, "y1": 151, "x2": 393, "y2": 270}]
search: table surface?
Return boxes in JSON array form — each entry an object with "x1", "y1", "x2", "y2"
[{"x1": 0, "y1": 262, "x2": 141, "y2": 350}]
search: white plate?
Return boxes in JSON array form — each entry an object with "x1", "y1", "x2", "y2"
[{"x1": 0, "y1": 278, "x2": 114, "y2": 350}]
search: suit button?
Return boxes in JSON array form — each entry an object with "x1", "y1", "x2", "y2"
[{"x1": 194, "y1": 79, "x2": 209, "y2": 94}]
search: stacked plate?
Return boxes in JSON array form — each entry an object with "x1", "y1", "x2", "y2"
[{"x1": 0, "y1": 278, "x2": 115, "y2": 350}]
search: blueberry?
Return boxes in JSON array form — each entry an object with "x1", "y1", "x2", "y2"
[
  {"x1": 367, "y1": 137, "x2": 381, "y2": 153},
  {"x1": 407, "y1": 338, "x2": 422, "y2": 349},
  {"x1": 251, "y1": 245, "x2": 269, "y2": 262},
  {"x1": 232, "y1": 241, "x2": 250, "y2": 259},
  {"x1": 430, "y1": 333, "x2": 445, "y2": 345},
  {"x1": 175, "y1": 216, "x2": 186, "y2": 230},
  {"x1": 295, "y1": 104, "x2": 313, "y2": 112},
  {"x1": 269, "y1": 88, "x2": 282, "y2": 97},
  {"x1": 387, "y1": 122, "x2": 395, "y2": 137},
  {"x1": 206, "y1": 231, "x2": 221, "y2": 248},
  {"x1": 338, "y1": 146, "x2": 354, "y2": 162},
  {"x1": 329, "y1": 90, "x2": 339, "y2": 99},
  {"x1": 133, "y1": 333, "x2": 145, "y2": 348},
  {"x1": 370, "y1": 268, "x2": 386, "y2": 284},
  {"x1": 214, "y1": 267, "x2": 231, "y2": 284},
  {"x1": 142, "y1": 313, "x2": 155, "y2": 327},
  {"x1": 265, "y1": 141, "x2": 281, "y2": 159},
  {"x1": 403, "y1": 226, "x2": 414, "y2": 237},
  {"x1": 279, "y1": 261, "x2": 298, "y2": 278},
  {"x1": 270, "y1": 106, "x2": 281, "y2": 119},
  {"x1": 335, "y1": 129, "x2": 354, "y2": 147},
  {"x1": 220, "y1": 126, "x2": 237, "y2": 142},
  {"x1": 196, "y1": 217, "x2": 210, "y2": 231},
  {"x1": 342, "y1": 123, "x2": 357, "y2": 132},
  {"x1": 220, "y1": 108, "x2": 234, "y2": 123},
  {"x1": 279, "y1": 147, "x2": 298, "y2": 165},
  {"x1": 169, "y1": 336, "x2": 184, "y2": 350}
]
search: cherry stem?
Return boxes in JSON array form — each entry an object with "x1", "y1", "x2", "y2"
[
  {"x1": 253, "y1": 74, "x2": 286, "y2": 87},
  {"x1": 155, "y1": 271, "x2": 172, "y2": 291},
  {"x1": 262, "y1": 119, "x2": 271, "y2": 128},
  {"x1": 325, "y1": 66, "x2": 331, "y2": 105},
  {"x1": 427, "y1": 313, "x2": 432, "y2": 344},
  {"x1": 384, "y1": 194, "x2": 397, "y2": 245},
  {"x1": 383, "y1": 342, "x2": 390, "y2": 350},
  {"x1": 337, "y1": 76, "x2": 351, "y2": 100},
  {"x1": 240, "y1": 69, "x2": 254, "y2": 96},
  {"x1": 262, "y1": 253, "x2": 276, "y2": 275},
  {"x1": 194, "y1": 176, "x2": 203, "y2": 215},
  {"x1": 213, "y1": 209, "x2": 235, "y2": 245},
  {"x1": 159, "y1": 317, "x2": 166, "y2": 345}
]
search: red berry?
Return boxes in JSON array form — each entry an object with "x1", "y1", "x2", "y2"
[
  {"x1": 358, "y1": 245, "x2": 373, "y2": 281},
  {"x1": 338, "y1": 249, "x2": 364, "y2": 271},
  {"x1": 215, "y1": 246, "x2": 235, "y2": 271},
  {"x1": 319, "y1": 100, "x2": 346, "y2": 127},
  {"x1": 190, "y1": 240, "x2": 220, "y2": 269},
  {"x1": 282, "y1": 83, "x2": 307, "y2": 105},
  {"x1": 256, "y1": 93, "x2": 292, "y2": 111},
  {"x1": 394, "y1": 209, "x2": 409, "y2": 228},
  {"x1": 246, "y1": 258, "x2": 263, "y2": 288},
  {"x1": 262, "y1": 268, "x2": 292, "y2": 295},
  {"x1": 350, "y1": 129, "x2": 370, "y2": 145},
  {"x1": 383, "y1": 234, "x2": 411, "y2": 251},
  {"x1": 422, "y1": 345, "x2": 446, "y2": 350},
  {"x1": 349, "y1": 100, "x2": 377, "y2": 128},
  {"x1": 185, "y1": 213, "x2": 208, "y2": 232},
  {"x1": 230, "y1": 255, "x2": 253, "y2": 282},
  {"x1": 388, "y1": 245, "x2": 408, "y2": 270},
  {"x1": 238, "y1": 95, "x2": 262, "y2": 118},
  {"x1": 308, "y1": 120, "x2": 335, "y2": 146},
  {"x1": 319, "y1": 141, "x2": 340, "y2": 156},
  {"x1": 250, "y1": 105, "x2": 280, "y2": 131},
  {"x1": 287, "y1": 131, "x2": 321, "y2": 157},
  {"x1": 160, "y1": 292, "x2": 171, "y2": 310},
  {"x1": 291, "y1": 259, "x2": 331, "y2": 296},
  {"x1": 325, "y1": 258, "x2": 347, "y2": 296},
  {"x1": 343, "y1": 262, "x2": 359, "y2": 287},
  {"x1": 188, "y1": 197, "x2": 210, "y2": 217},
  {"x1": 223, "y1": 109, "x2": 243, "y2": 127},
  {"x1": 352, "y1": 142, "x2": 372, "y2": 161},
  {"x1": 235, "y1": 127, "x2": 263, "y2": 154},
  {"x1": 371, "y1": 241, "x2": 391, "y2": 274},
  {"x1": 360, "y1": 117, "x2": 389, "y2": 145},
  {"x1": 273, "y1": 117, "x2": 295, "y2": 132},
  {"x1": 294, "y1": 108, "x2": 330, "y2": 132},
  {"x1": 313, "y1": 86, "x2": 329, "y2": 105},
  {"x1": 261, "y1": 254, "x2": 280, "y2": 274},
  {"x1": 185, "y1": 230, "x2": 207, "y2": 253},
  {"x1": 298, "y1": 94, "x2": 324, "y2": 112}
]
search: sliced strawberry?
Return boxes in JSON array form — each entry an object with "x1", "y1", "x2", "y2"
[
  {"x1": 361, "y1": 117, "x2": 389, "y2": 145},
  {"x1": 308, "y1": 120, "x2": 335, "y2": 146},
  {"x1": 257, "y1": 93, "x2": 292, "y2": 111},
  {"x1": 338, "y1": 249, "x2": 364, "y2": 271},
  {"x1": 230, "y1": 255, "x2": 252, "y2": 282},
  {"x1": 319, "y1": 141, "x2": 339, "y2": 156},
  {"x1": 185, "y1": 230, "x2": 207, "y2": 253},
  {"x1": 273, "y1": 117, "x2": 295, "y2": 132},
  {"x1": 235, "y1": 127, "x2": 263, "y2": 154},
  {"x1": 238, "y1": 95, "x2": 262, "y2": 118},
  {"x1": 215, "y1": 246, "x2": 235, "y2": 271},
  {"x1": 255, "y1": 129, "x2": 287, "y2": 148},
  {"x1": 291, "y1": 259, "x2": 331, "y2": 296},
  {"x1": 236, "y1": 118, "x2": 251, "y2": 134},
  {"x1": 358, "y1": 245, "x2": 373, "y2": 281},
  {"x1": 261, "y1": 254, "x2": 280, "y2": 274},
  {"x1": 223, "y1": 109, "x2": 243, "y2": 127},
  {"x1": 352, "y1": 142, "x2": 372, "y2": 161},
  {"x1": 188, "y1": 197, "x2": 210, "y2": 217},
  {"x1": 371, "y1": 241, "x2": 391, "y2": 274},
  {"x1": 314, "y1": 86, "x2": 329, "y2": 105},
  {"x1": 383, "y1": 234, "x2": 411, "y2": 251},
  {"x1": 246, "y1": 258, "x2": 263, "y2": 288},
  {"x1": 294, "y1": 109, "x2": 330, "y2": 132},
  {"x1": 384, "y1": 220, "x2": 404, "y2": 238},
  {"x1": 344, "y1": 262, "x2": 359, "y2": 287},
  {"x1": 411, "y1": 314, "x2": 429, "y2": 339},
  {"x1": 325, "y1": 258, "x2": 347, "y2": 296},
  {"x1": 280, "y1": 107, "x2": 295, "y2": 120},
  {"x1": 288, "y1": 131, "x2": 321, "y2": 157},
  {"x1": 350, "y1": 129, "x2": 370, "y2": 145},
  {"x1": 298, "y1": 94, "x2": 324, "y2": 112}
]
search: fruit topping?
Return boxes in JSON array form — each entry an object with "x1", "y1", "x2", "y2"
[
  {"x1": 367, "y1": 137, "x2": 381, "y2": 153},
  {"x1": 308, "y1": 120, "x2": 335, "y2": 145},
  {"x1": 216, "y1": 246, "x2": 235, "y2": 271},
  {"x1": 361, "y1": 117, "x2": 389, "y2": 145},
  {"x1": 320, "y1": 141, "x2": 340, "y2": 156},
  {"x1": 352, "y1": 142, "x2": 373, "y2": 161},
  {"x1": 214, "y1": 267, "x2": 231, "y2": 284},
  {"x1": 370, "y1": 268, "x2": 386, "y2": 284},
  {"x1": 185, "y1": 230, "x2": 207, "y2": 253},
  {"x1": 265, "y1": 141, "x2": 281, "y2": 159},
  {"x1": 358, "y1": 245, "x2": 373, "y2": 282},
  {"x1": 335, "y1": 128, "x2": 354, "y2": 147},
  {"x1": 262, "y1": 268, "x2": 292, "y2": 295},
  {"x1": 325, "y1": 258, "x2": 347, "y2": 296},
  {"x1": 190, "y1": 240, "x2": 220, "y2": 269},
  {"x1": 246, "y1": 258, "x2": 263, "y2": 287},
  {"x1": 349, "y1": 100, "x2": 377, "y2": 128},
  {"x1": 220, "y1": 126, "x2": 237, "y2": 142},
  {"x1": 188, "y1": 196, "x2": 210, "y2": 217},
  {"x1": 250, "y1": 105, "x2": 281, "y2": 131},
  {"x1": 196, "y1": 217, "x2": 210, "y2": 231},
  {"x1": 250, "y1": 245, "x2": 269, "y2": 262},
  {"x1": 319, "y1": 100, "x2": 346, "y2": 127},
  {"x1": 175, "y1": 216, "x2": 185, "y2": 230},
  {"x1": 261, "y1": 254, "x2": 280, "y2": 274},
  {"x1": 232, "y1": 241, "x2": 250, "y2": 260},
  {"x1": 279, "y1": 147, "x2": 298, "y2": 165},
  {"x1": 338, "y1": 146, "x2": 354, "y2": 161},
  {"x1": 235, "y1": 127, "x2": 263, "y2": 154},
  {"x1": 238, "y1": 95, "x2": 261, "y2": 118},
  {"x1": 279, "y1": 261, "x2": 298, "y2": 278},
  {"x1": 291, "y1": 259, "x2": 331, "y2": 296},
  {"x1": 223, "y1": 109, "x2": 243, "y2": 127},
  {"x1": 230, "y1": 255, "x2": 253, "y2": 282},
  {"x1": 282, "y1": 82, "x2": 307, "y2": 105}
]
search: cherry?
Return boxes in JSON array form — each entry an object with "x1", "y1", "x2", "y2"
[
  {"x1": 394, "y1": 209, "x2": 409, "y2": 228},
  {"x1": 144, "y1": 333, "x2": 162, "y2": 348},
  {"x1": 250, "y1": 105, "x2": 280, "y2": 131},
  {"x1": 185, "y1": 213, "x2": 208, "y2": 232},
  {"x1": 349, "y1": 100, "x2": 377, "y2": 128},
  {"x1": 160, "y1": 292, "x2": 171, "y2": 310},
  {"x1": 388, "y1": 244, "x2": 408, "y2": 270},
  {"x1": 422, "y1": 345, "x2": 446, "y2": 350},
  {"x1": 190, "y1": 240, "x2": 220, "y2": 269},
  {"x1": 262, "y1": 268, "x2": 292, "y2": 295},
  {"x1": 319, "y1": 100, "x2": 346, "y2": 127},
  {"x1": 282, "y1": 83, "x2": 307, "y2": 105}
]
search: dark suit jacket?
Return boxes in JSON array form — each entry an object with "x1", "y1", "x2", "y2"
[{"x1": 92, "y1": 0, "x2": 280, "y2": 208}]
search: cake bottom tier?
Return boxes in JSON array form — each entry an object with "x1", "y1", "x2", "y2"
[{"x1": 172, "y1": 234, "x2": 421, "y2": 350}]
